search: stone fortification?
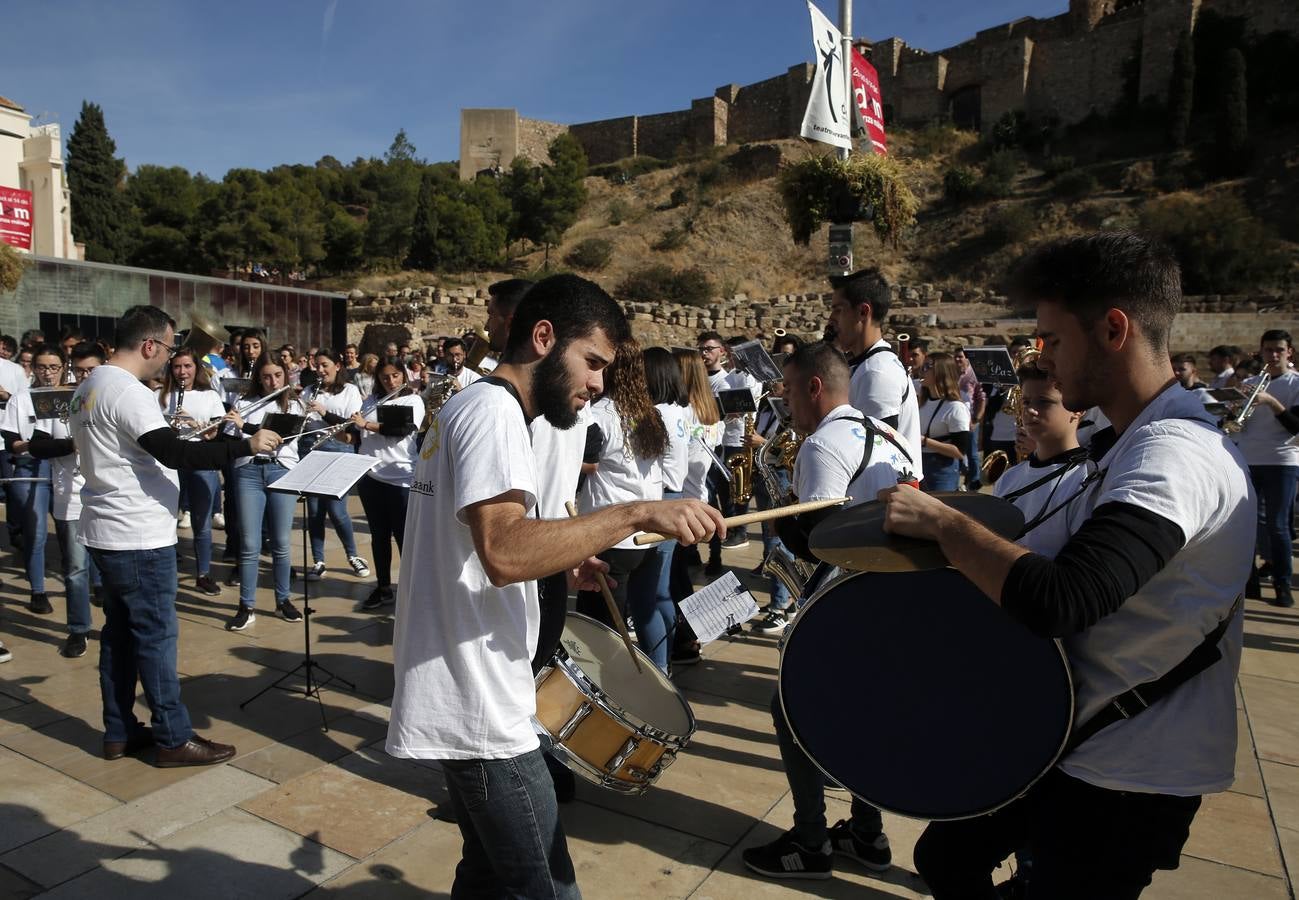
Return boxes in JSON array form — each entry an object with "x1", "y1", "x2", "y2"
[
  {"x1": 345, "y1": 284, "x2": 1298, "y2": 359},
  {"x1": 458, "y1": 0, "x2": 1296, "y2": 180}
]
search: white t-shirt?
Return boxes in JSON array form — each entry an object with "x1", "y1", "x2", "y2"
[
  {"x1": 0, "y1": 357, "x2": 27, "y2": 404},
  {"x1": 794, "y1": 405, "x2": 914, "y2": 507},
  {"x1": 307, "y1": 382, "x2": 363, "y2": 424},
  {"x1": 386, "y1": 381, "x2": 540, "y2": 760},
  {"x1": 359, "y1": 394, "x2": 424, "y2": 486},
  {"x1": 993, "y1": 450, "x2": 1093, "y2": 557},
  {"x1": 530, "y1": 404, "x2": 591, "y2": 520},
  {"x1": 989, "y1": 388, "x2": 1018, "y2": 443},
  {"x1": 920, "y1": 397, "x2": 971, "y2": 441},
  {"x1": 722, "y1": 370, "x2": 762, "y2": 447},
  {"x1": 656, "y1": 402, "x2": 690, "y2": 494},
  {"x1": 71, "y1": 365, "x2": 181, "y2": 551},
  {"x1": 684, "y1": 412, "x2": 722, "y2": 501},
  {"x1": 1233, "y1": 372, "x2": 1299, "y2": 467},
  {"x1": 156, "y1": 387, "x2": 226, "y2": 440},
  {"x1": 1076, "y1": 407, "x2": 1111, "y2": 450},
  {"x1": 230, "y1": 397, "x2": 305, "y2": 469},
  {"x1": 849, "y1": 340, "x2": 922, "y2": 464},
  {"x1": 579, "y1": 396, "x2": 664, "y2": 549},
  {"x1": 1035, "y1": 385, "x2": 1254, "y2": 795},
  {"x1": 453, "y1": 367, "x2": 480, "y2": 390},
  {"x1": 1209, "y1": 368, "x2": 1235, "y2": 390},
  {"x1": 0, "y1": 390, "x2": 38, "y2": 442},
  {"x1": 42, "y1": 415, "x2": 85, "y2": 522}
]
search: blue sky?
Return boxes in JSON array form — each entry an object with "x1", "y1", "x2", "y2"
[{"x1": 5, "y1": 0, "x2": 1062, "y2": 178}]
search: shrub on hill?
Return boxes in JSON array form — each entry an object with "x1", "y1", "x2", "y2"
[
  {"x1": 1139, "y1": 193, "x2": 1287, "y2": 293},
  {"x1": 617, "y1": 264, "x2": 714, "y2": 307},
  {"x1": 1051, "y1": 169, "x2": 1100, "y2": 199},
  {"x1": 564, "y1": 237, "x2": 613, "y2": 271},
  {"x1": 943, "y1": 166, "x2": 979, "y2": 204}
]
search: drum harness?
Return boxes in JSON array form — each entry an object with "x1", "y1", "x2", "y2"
[{"x1": 999, "y1": 424, "x2": 1243, "y2": 752}]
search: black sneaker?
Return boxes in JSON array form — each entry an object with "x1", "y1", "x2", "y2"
[
  {"x1": 704, "y1": 559, "x2": 724, "y2": 577},
  {"x1": 225, "y1": 569, "x2": 240, "y2": 587},
  {"x1": 671, "y1": 643, "x2": 701, "y2": 667},
  {"x1": 1270, "y1": 583, "x2": 1295, "y2": 608},
  {"x1": 751, "y1": 610, "x2": 788, "y2": 635},
  {"x1": 29, "y1": 592, "x2": 53, "y2": 614},
  {"x1": 195, "y1": 575, "x2": 222, "y2": 596},
  {"x1": 722, "y1": 532, "x2": 750, "y2": 550},
  {"x1": 61, "y1": 633, "x2": 88, "y2": 659},
  {"x1": 741, "y1": 831, "x2": 833, "y2": 880},
  {"x1": 361, "y1": 586, "x2": 394, "y2": 611},
  {"x1": 827, "y1": 820, "x2": 891, "y2": 872},
  {"x1": 225, "y1": 606, "x2": 255, "y2": 631},
  {"x1": 276, "y1": 599, "x2": 304, "y2": 622}
]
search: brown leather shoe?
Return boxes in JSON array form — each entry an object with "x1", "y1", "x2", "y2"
[
  {"x1": 154, "y1": 734, "x2": 236, "y2": 768},
  {"x1": 103, "y1": 728, "x2": 154, "y2": 760}
]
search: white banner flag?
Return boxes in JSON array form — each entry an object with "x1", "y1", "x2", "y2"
[{"x1": 799, "y1": 1, "x2": 852, "y2": 150}]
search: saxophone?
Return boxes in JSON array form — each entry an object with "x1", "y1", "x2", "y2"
[
  {"x1": 752, "y1": 425, "x2": 818, "y2": 599},
  {"x1": 728, "y1": 414, "x2": 755, "y2": 504}
]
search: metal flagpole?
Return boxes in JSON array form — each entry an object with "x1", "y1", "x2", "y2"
[{"x1": 839, "y1": 0, "x2": 852, "y2": 161}]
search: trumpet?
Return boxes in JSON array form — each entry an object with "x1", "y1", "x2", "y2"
[{"x1": 1221, "y1": 372, "x2": 1271, "y2": 434}]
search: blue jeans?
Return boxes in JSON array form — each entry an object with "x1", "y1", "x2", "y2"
[
  {"x1": 54, "y1": 518, "x2": 95, "y2": 635},
  {"x1": 629, "y1": 490, "x2": 680, "y2": 672},
  {"x1": 441, "y1": 748, "x2": 580, "y2": 899},
  {"x1": 182, "y1": 469, "x2": 220, "y2": 576},
  {"x1": 967, "y1": 437, "x2": 983, "y2": 487},
  {"x1": 772, "y1": 689, "x2": 881, "y2": 846},
  {"x1": 90, "y1": 546, "x2": 192, "y2": 748},
  {"x1": 1, "y1": 448, "x2": 19, "y2": 547},
  {"x1": 922, "y1": 453, "x2": 961, "y2": 492},
  {"x1": 11, "y1": 456, "x2": 51, "y2": 593},
  {"x1": 1250, "y1": 465, "x2": 1298, "y2": 586},
  {"x1": 235, "y1": 462, "x2": 297, "y2": 608},
  {"x1": 356, "y1": 474, "x2": 408, "y2": 587},
  {"x1": 222, "y1": 461, "x2": 239, "y2": 558},
  {"x1": 756, "y1": 467, "x2": 792, "y2": 611},
  {"x1": 306, "y1": 440, "x2": 359, "y2": 564}
]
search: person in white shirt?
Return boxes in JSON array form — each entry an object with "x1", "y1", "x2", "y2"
[
  {"x1": 24, "y1": 342, "x2": 105, "y2": 658},
  {"x1": 825, "y1": 268, "x2": 923, "y2": 465},
  {"x1": 157, "y1": 348, "x2": 228, "y2": 596},
  {"x1": 0, "y1": 346, "x2": 30, "y2": 551},
  {"x1": 300, "y1": 348, "x2": 369, "y2": 581},
  {"x1": 1, "y1": 344, "x2": 63, "y2": 615},
  {"x1": 916, "y1": 352, "x2": 972, "y2": 491},
  {"x1": 880, "y1": 233, "x2": 1255, "y2": 898},
  {"x1": 1232, "y1": 329, "x2": 1299, "y2": 606},
  {"x1": 441, "y1": 337, "x2": 480, "y2": 391},
  {"x1": 1206, "y1": 344, "x2": 1240, "y2": 390},
  {"x1": 352, "y1": 363, "x2": 423, "y2": 611},
  {"x1": 743, "y1": 341, "x2": 915, "y2": 882},
  {"x1": 719, "y1": 336, "x2": 763, "y2": 545},
  {"x1": 1171, "y1": 353, "x2": 1209, "y2": 391},
  {"x1": 697, "y1": 331, "x2": 733, "y2": 572},
  {"x1": 72, "y1": 305, "x2": 280, "y2": 767},
  {"x1": 385, "y1": 275, "x2": 723, "y2": 898}
]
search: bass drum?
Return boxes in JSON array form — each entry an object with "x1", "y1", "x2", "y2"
[{"x1": 780, "y1": 568, "x2": 1074, "y2": 820}]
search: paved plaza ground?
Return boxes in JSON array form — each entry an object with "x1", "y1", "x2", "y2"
[{"x1": 0, "y1": 500, "x2": 1296, "y2": 898}]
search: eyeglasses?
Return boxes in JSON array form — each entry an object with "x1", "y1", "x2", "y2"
[
  {"x1": 698, "y1": 345, "x2": 723, "y2": 353},
  {"x1": 34, "y1": 363, "x2": 64, "y2": 372},
  {"x1": 146, "y1": 337, "x2": 179, "y2": 360},
  {"x1": 73, "y1": 366, "x2": 98, "y2": 377}
]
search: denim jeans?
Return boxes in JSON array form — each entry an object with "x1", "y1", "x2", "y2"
[
  {"x1": 235, "y1": 461, "x2": 296, "y2": 608},
  {"x1": 441, "y1": 748, "x2": 580, "y2": 899},
  {"x1": 771, "y1": 689, "x2": 882, "y2": 846},
  {"x1": 90, "y1": 546, "x2": 192, "y2": 748},
  {"x1": 54, "y1": 518, "x2": 95, "y2": 635},
  {"x1": 356, "y1": 474, "x2": 408, "y2": 587},
  {"x1": 306, "y1": 441, "x2": 358, "y2": 563},
  {"x1": 966, "y1": 437, "x2": 983, "y2": 487},
  {"x1": 756, "y1": 466, "x2": 792, "y2": 611},
  {"x1": 0, "y1": 447, "x2": 18, "y2": 547},
  {"x1": 182, "y1": 469, "x2": 220, "y2": 576},
  {"x1": 628, "y1": 490, "x2": 680, "y2": 672},
  {"x1": 922, "y1": 453, "x2": 961, "y2": 492},
  {"x1": 706, "y1": 452, "x2": 733, "y2": 562},
  {"x1": 222, "y1": 460, "x2": 240, "y2": 558},
  {"x1": 11, "y1": 455, "x2": 51, "y2": 593},
  {"x1": 1250, "y1": 465, "x2": 1299, "y2": 586}
]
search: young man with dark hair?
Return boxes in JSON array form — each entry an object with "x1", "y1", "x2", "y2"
[
  {"x1": 0, "y1": 334, "x2": 16, "y2": 360},
  {"x1": 1207, "y1": 345, "x2": 1239, "y2": 390},
  {"x1": 879, "y1": 233, "x2": 1254, "y2": 898},
  {"x1": 1171, "y1": 353, "x2": 1207, "y2": 391},
  {"x1": 1233, "y1": 329, "x2": 1299, "y2": 606},
  {"x1": 695, "y1": 330, "x2": 731, "y2": 573},
  {"x1": 72, "y1": 305, "x2": 282, "y2": 766},
  {"x1": 387, "y1": 274, "x2": 724, "y2": 898},
  {"x1": 441, "y1": 337, "x2": 479, "y2": 390},
  {"x1": 826, "y1": 268, "x2": 922, "y2": 464},
  {"x1": 719, "y1": 335, "x2": 762, "y2": 548}
]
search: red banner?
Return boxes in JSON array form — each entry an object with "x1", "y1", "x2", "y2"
[
  {"x1": 851, "y1": 49, "x2": 888, "y2": 156},
  {"x1": 0, "y1": 187, "x2": 32, "y2": 251}
]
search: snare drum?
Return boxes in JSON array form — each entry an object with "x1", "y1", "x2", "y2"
[
  {"x1": 780, "y1": 568, "x2": 1075, "y2": 820},
  {"x1": 534, "y1": 614, "x2": 696, "y2": 794}
]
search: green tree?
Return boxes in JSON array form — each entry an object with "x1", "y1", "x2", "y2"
[
  {"x1": 323, "y1": 208, "x2": 366, "y2": 274},
  {"x1": 504, "y1": 134, "x2": 588, "y2": 268},
  {"x1": 1215, "y1": 47, "x2": 1248, "y2": 174},
  {"x1": 66, "y1": 101, "x2": 136, "y2": 262},
  {"x1": 1166, "y1": 32, "x2": 1195, "y2": 149},
  {"x1": 405, "y1": 171, "x2": 438, "y2": 270}
]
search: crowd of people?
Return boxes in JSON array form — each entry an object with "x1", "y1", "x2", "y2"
[{"x1": 0, "y1": 231, "x2": 1289, "y2": 898}]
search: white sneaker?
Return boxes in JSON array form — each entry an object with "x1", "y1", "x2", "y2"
[
  {"x1": 348, "y1": 556, "x2": 371, "y2": 578},
  {"x1": 177, "y1": 511, "x2": 191, "y2": 530},
  {"x1": 305, "y1": 561, "x2": 327, "y2": 581},
  {"x1": 212, "y1": 513, "x2": 226, "y2": 530}
]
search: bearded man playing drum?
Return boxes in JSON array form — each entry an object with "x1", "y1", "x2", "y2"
[
  {"x1": 742, "y1": 342, "x2": 916, "y2": 881},
  {"x1": 880, "y1": 233, "x2": 1254, "y2": 900},
  {"x1": 385, "y1": 274, "x2": 723, "y2": 899}
]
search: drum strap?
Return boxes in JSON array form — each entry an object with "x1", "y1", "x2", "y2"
[{"x1": 1066, "y1": 594, "x2": 1242, "y2": 752}]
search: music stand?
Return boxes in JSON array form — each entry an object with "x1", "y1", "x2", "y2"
[{"x1": 239, "y1": 450, "x2": 379, "y2": 729}]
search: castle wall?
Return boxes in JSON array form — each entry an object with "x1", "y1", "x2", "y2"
[
  {"x1": 568, "y1": 116, "x2": 637, "y2": 166},
  {"x1": 979, "y1": 37, "x2": 1035, "y2": 133},
  {"x1": 1139, "y1": 0, "x2": 1202, "y2": 105},
  {"x1": 1208, "y1": 0, "x2": 1299, "y2": 36},
  {"x1": 516, "y1": 117, "x2": 569, "y2": 168},
  {"x1": 458, "y1": 108, "x2": 519, "y2": 181},
  {"x1": 726, "y1": 65, "x2": 812, "y2": 145},
  {"x1": 637, "y1": 109, "x2": 694, "y2": 161},
  {"x1": 1028, "y1": 16, "x2": 1142, "y2": 125}
]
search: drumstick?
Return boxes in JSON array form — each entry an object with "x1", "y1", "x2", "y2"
[
  {"x1": 633, "y1": 496, "x2": 851, "y2": 546},
  {"x1": 565, "y1": 501, "x2": 643, "y2": 674}
]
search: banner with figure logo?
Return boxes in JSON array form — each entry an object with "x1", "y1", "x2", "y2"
[
  {"x1": 0, "y1": 187, "x2": 33, "y2": 251},
  {"x1": 799, "y1": 1, "x2": 851, "y2": 150},
  {"x1": 851, "y1": 49, "x2": 889, "y2": 156}
]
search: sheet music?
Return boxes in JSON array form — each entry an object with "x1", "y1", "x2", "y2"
[
  {"x1": 267, "y1": 451, "x2": 379, "y2": 498},
  {"x1": 679, "y1": 571, "x2": 760, "y2": 644}
]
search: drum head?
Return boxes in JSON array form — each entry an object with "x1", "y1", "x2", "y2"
[
  {"x1": 779, "y1": 569, "x2": 1073, "y2": 820},
  {"x1": 809, "y1": 492, "x2": 1025, "y2": 573},
  {"x1": 560, "y1": 614, "x2": 694, "y2": 737}
]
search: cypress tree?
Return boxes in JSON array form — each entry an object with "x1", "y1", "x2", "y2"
[
  {"x1": 66, "y1": 101, "x2": 134, "y2": 262},
  {"x1": 405, "y1": 171, "x2": 438, "y2": 270},
  {"x1": 1166, "y1": 32, "x2": 1195, "y2": 149},
  {"x1": 1216, "y1": 48, "x2": 1249, "y2": 173}
]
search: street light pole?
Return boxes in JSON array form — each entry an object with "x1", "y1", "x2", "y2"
[{"x1": 839, "y1": 0, "x2": 852, "y2": 162}]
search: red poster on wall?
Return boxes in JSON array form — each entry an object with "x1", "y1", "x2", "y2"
[
  {"x1": 0, "y1": 187, "x2": 33, "y2": 250},
  {"x1": 851, "y1": 49, "x2": 888, "y2": 156}
]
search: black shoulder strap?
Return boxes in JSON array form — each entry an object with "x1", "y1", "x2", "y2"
[{"x1": 837, "y1": 415, "x2": 916, "y2": 487}]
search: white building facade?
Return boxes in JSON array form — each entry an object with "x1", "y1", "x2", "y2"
[{"x1": 0, "y1": 94, "x2": 78, "y2": 259}]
